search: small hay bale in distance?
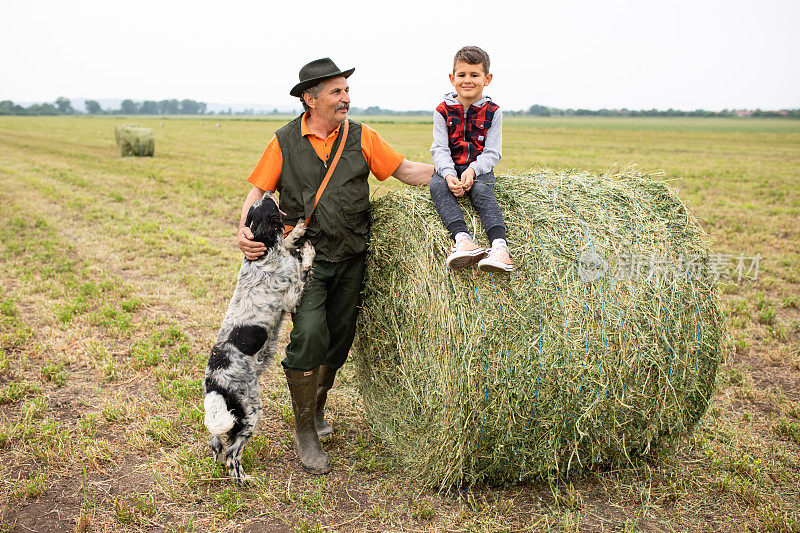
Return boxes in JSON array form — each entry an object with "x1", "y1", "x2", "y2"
[
  {"x1": 114, "y1": 123, "x2": 138, "y2": 146},
  {"x1": 117, "y1": 126, "x2": 155, "y2": 157},
  {"x1": 352, "y1": 168, "x2": 724, "y2": 488}
]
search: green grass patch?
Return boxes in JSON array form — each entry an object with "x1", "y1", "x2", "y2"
[
  {"x1": 215, "y1": 487, "x2": 247, "y2": 519},
  {"x1": 11, "y1": 471, "x2": 48, "y2": 499},
  {"x1": 121, "y1": 297, "x2": 144, "y2": 313},
  {"x1": 21, "y1": 396, "x2": 50, "y2": 422},
  {"x1": 80, "y1": 413, "x2": 99, "y2": 438},
  {"x1": 158, "y1": 376, "x2": 202, "y2": 402},
  {"x1": 0, "y1": 381, "x2": 41, "y2": 405},
  {"x1": 0, "y1": 297, "x2": 19, "y2": 317},
  {"x1": 113, "y1": 492, "x2": 156, "y2": 525},
  {"x1": 0, "y1": 423, "x2": 22, "y2": 448},
  {"x1": 41, "y1": 359, "x2": 68, "y2": 386},
  {"x1": 146, "y1": 416, "x2": 180, "y2": 447},
  {"x1": 758, "y1": 306, "x2": 777, "y2": 325},
  {"x1": 774, "y1": 418, "x2": 800, "y2": 444},
  {"x1": 101, "y1": 402, "x2": 129, "y2": 423}
]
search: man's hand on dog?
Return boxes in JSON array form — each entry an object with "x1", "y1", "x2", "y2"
[{"x1": 238, "y1": 226, "x2": 266, "y2": 260}]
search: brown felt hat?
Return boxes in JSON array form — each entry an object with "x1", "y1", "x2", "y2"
[{"x1": 290, "y1": 58, "x2": 355, "y2": 98}]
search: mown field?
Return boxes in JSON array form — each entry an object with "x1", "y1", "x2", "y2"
[{"x1": 0, "y1": 115, "x2": 798, "y2": 532}]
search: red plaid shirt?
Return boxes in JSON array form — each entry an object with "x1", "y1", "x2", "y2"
[{"x1": 435, "y1": 99, "x2": 500, "y2": 166}]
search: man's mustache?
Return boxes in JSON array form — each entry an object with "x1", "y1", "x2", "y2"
[{"x1": 336, "y1": 103, "x2": 349, "y2": 112}]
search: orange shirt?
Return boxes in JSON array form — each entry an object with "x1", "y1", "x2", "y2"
[{"x1": 247, "y1": 114, "x2": 405, "y2": 192}]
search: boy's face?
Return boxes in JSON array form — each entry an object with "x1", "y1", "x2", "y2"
[{"x1": 449, "y1": 61, "x2": 492, "y2": 102}]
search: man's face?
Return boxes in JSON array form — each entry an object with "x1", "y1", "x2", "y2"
[{"x1": 307, "y1": 76, "x2": 350, "y2": 124}]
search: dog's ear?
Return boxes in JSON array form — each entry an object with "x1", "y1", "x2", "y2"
[{"x1": 245, "y1": 203, "x2": 255, "y2": 229}]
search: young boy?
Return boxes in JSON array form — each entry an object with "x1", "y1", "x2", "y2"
[{"x1": 429, "y1": 46, "x2": 512, "y2": 272}]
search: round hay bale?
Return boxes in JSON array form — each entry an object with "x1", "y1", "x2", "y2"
[
  {"x1": 352, "y1": 168, "x2": 724, "y2": 488},
  {"x1": 118, "y1": 126, "x2": 155, "y2": 157},
  {"x1": 114, "y1": 123, "x2": 138, "y2": 146}
]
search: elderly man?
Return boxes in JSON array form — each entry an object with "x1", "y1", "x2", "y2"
[{"x1": 238, "y1": 58, "x2": 433, "y2": 474}]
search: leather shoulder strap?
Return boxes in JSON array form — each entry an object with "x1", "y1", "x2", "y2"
[{"x1": 308, "y1": 119, "x2": 348, "y2": 225}]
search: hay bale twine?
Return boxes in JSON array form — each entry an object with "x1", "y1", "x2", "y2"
[
  {"x1": 352, "y1": 168, "x2": 724, "y2": 488},
  {"x1": 118, "y1": 126, "x2": 155, "y2": 157}
]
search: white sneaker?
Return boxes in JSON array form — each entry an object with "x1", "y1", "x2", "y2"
[
  {"x1": 445, "y1": 239, "x2": 486, "y2": 270},
  {"x1": 478, "y1": 247, "x2": 513, "y2": 272}
]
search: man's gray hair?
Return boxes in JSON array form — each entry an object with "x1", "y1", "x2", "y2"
[{"x1": 299, "y1": 81, "x2": 325, "y2": 112}]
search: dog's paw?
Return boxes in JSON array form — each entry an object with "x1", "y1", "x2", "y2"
[
  {"x1": 209, "y1": 435, "x2": 225, "y2": 463},
  {"x1": 289, "y1": 219, "x2": 307, "y2": 239},
  {"x1": 283, "y1": 220, "x2": 308, "y2": 252},
  {"x1": 212, "y1": 448, "x2": 225, "y2": 464},
  {"x1": 301, "y1": 241, "x2": 316, "y2": 271},
  {"x1": 231, "y1": 473, "x2": 253, "y2": 486}
]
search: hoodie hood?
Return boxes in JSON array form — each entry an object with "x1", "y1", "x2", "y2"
[{"x1": 443, "y1": 92, "x2": 493, "y2": 109}]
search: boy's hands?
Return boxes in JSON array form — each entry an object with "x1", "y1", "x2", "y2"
[
  {"x1": 445, "y1": 168, "x2": 476, "y2": 197},
  {"x1": 445, "y1": 174, "x2": 465, "y2": 197},
  {"x1": 460, "y1": 167, "x2": 476, "y2": 192}
]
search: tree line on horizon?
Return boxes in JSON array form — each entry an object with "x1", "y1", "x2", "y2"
[
  {"x1": 0, "y1": 98, "x2": 208, "y2": 116},
  {"x1": 519, "y1": 104, "x2": 800, "y2": 118},
  {"x1": 340, "y1": 105, "x2": 800, "y2": 118},
  {"x1": 1, "y1": 98, "x2": 798, "y2": 118}
]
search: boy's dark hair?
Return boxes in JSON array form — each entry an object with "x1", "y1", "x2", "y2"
[{"x1": 453, "y1": 46, "x2": 490, "y2": 75}]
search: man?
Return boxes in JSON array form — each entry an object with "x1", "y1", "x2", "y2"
[{"x1": 238, "y1": 58, "x2": 433, "y2": 474}]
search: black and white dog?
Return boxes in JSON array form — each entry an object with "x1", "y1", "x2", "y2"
[{"x1": 203, "y1": 192, "x2": 314, "y2": 483}]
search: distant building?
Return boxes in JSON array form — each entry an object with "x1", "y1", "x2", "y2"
[{"x1": 735, "y1": 110, "x2": 753, "y2": 117}]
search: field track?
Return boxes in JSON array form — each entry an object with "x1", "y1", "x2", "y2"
[{"x1": 0, "y1": 116, "x2": 798, "y2": 531}]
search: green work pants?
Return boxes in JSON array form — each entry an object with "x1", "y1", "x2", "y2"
[{"x1": 283, "y1": 253, "x2": 367, "y2": 371}]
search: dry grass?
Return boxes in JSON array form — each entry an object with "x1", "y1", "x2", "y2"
[{"x1": 0, "y1": 115, "x2": 797, "y2": 532}]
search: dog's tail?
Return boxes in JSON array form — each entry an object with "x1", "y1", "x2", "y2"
[{"x1": 204, "y1": 392, "x2": 236, "y2": 435}]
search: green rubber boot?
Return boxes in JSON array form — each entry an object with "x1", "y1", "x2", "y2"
[
  {"x1": 315, "y1": 366, "x2": 336, "y2": 439},
  {"x1": 285, "y1": 368, "x2": 331, "y2": 475}
]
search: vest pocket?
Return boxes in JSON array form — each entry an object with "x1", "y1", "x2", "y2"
[
  {"x1": 340, "y1": 181, "x2": 370, "y2": 236},
  {"x1": 343, "y1": 210, "x2": 369, "y2": 235}
]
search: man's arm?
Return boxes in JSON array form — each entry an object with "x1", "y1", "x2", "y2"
[
  {"x1": 240, "y1": 135, "x2": 283, "y2": 260},
  {"x1": 238, "y1": 185, "x2": 269, "y2": 260},
  {"x1": 392, "y1": 159, "x2": 434, "y2": 186},
  {"x1": 359, "y1": 124, "x2": 432, "y2": 185}
]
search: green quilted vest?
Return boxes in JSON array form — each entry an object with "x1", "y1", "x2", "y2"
[{"x1": 275, "y1": 115, "x2": 370, "y2": 262}]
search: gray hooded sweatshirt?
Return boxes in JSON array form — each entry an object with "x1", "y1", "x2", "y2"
[{"x1": 430, "y1": 92, "x2": 503, "y2": 179}]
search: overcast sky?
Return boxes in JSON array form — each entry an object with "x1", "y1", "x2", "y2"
[{"x1": 4, "y1": 0, "x2": 799, "y2": 111}]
